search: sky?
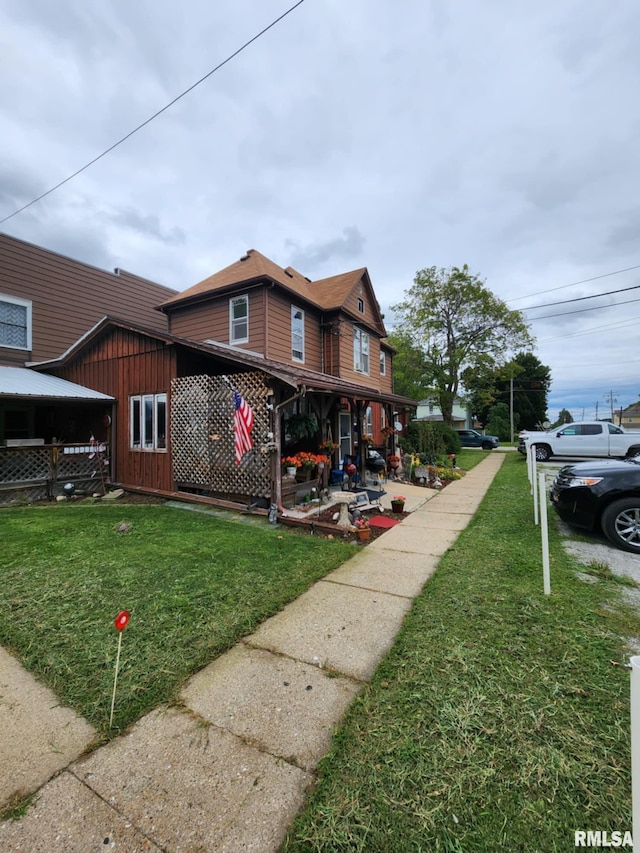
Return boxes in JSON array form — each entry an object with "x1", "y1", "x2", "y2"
[{"x1": 1, "y1": 0, "x2": 639, "y2": 422}]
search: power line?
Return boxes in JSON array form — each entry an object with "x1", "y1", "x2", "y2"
[
  {"x1": 0, "y1": 0, "x2": 305, "y2": 225},
  {"x1": 522, "y1": 282, "x2": 640, "y2": 311},
  {"x1": 527, "y1": 293, "x2": 640, "y2": 321},
  {"x1": 505, "y1": 263, "x2": 640, "y2": 303}
]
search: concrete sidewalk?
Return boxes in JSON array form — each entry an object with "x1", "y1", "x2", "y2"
[{"x1": 1, "y1": 453, "x2": 504, "y2": 852}]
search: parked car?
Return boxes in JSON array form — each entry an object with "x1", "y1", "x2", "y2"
[
  {"x1": 519, "y1": 421, "x2": 640, "y2": 461},
  {"x1": 455, "y1": 429, "x2": 500, "y2": 450},
  {"x1": 549, "y1": 457, "x2": 640, "y2": 553}
]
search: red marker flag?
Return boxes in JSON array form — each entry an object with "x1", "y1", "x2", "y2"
[{"x1": 114, "y1": 610, "x2": 130, "y2": 632}]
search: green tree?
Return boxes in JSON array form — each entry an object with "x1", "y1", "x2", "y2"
[
  {"x1": 484, "y1": 402, "x2": 512, "y2": 442},
  {"x1": 554, "y1": 408, "x2": 573, "y2": 427},
  {"x1": 392, "y1": 265, "x2": 533, "y2": 426},
  {"x1": 386, "y1": 329, "x2": 435, "y2": 401}
]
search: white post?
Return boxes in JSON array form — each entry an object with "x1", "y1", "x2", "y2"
[
  {"x1": 531, "y1": 446, "x2": 539, "y2": 525},
  {"x1": 631, "y1": 656, "x2": 640, "y2": 845},
  {"x1": 539, "y1": 471, "x2": 550, "y2": 594}
]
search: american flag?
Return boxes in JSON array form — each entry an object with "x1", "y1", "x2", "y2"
[{"x1": 233, "y1": 389, "x2": 254, "y2": 465}]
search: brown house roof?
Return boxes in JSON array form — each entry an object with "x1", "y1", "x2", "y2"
[{"x1": 158, "y1": 249, "x2": 386, "y2": 335}]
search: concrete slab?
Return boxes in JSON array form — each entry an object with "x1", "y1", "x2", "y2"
[
  {"x1": 423, "y1": 496, "x2": 484, "y2": 514},
  {"x1": 0, "y1": 772, "x2": 162, "y2": 853},
  {"x1": 367, "y1": 523, "x2": 459, "y2": 555},
  {"x1": 73, "y1": 706, "x2": 312, "y2": 853},
  {"x1": 401, "y1": 509, "x2": 473, "y2": 531},
  {"x1": 248, "y1": 580, "x2": 413, "y2": 681},
  {"x1": 181, "y1": 645, "x2": 361, "y2": 772},
  {"x1": 326, "y1": 548, "x2": 441, "y2": 598},
  {"x1": 0, "y1": 647, "x2": 96, "y2": 810}
]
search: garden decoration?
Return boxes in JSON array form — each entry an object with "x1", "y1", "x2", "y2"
[
  {"x1": 354, "y1": 517, "x2": 371, "y2": 541},
  {"x1": 110, "y1": 609, "x2": 130, "y2": 727}
]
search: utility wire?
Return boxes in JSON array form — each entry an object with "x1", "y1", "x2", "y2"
[
  {"x1": 527, "y1": 294, "x2": 640, "y2": 321},
  {"x1": 505, "y1": 263, "x2": 640, "y2": 303},
  {"x1": 522, "y1": 282, "x2": 640, "y2": 311},
  {"x1": 0, "y1": 0, "x2": 305, "y2": 225}
]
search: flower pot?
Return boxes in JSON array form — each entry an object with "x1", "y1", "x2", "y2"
[
  {"x1": 391, "y1": 501, "x2": 405, "y2": 513},
  {"x1": 356, "y1": 527, "x2": 371, "y2": 542},
  {"x1": 286, "y1": 467, "x2": 297, "y2": 478}
]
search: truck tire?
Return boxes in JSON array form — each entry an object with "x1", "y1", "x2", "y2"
[
  {"x1": 601, "y1": 498, "x2": 640, "y2": 553},
  {"x1": 533, "y1": 444, "x2": 551, "y2": 461},
  {"x1": 625, "y1": 446, "x2": 640, "y2": 459}
]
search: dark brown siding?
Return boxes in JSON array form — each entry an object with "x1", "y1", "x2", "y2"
[
  {"x1": 266, "y1": 289, "x2": 323, "y2": 370},
  {"x1": 0, "y1": 233, "x2": 176, "y2": 366},
  {"x1": 51, "y1": 328, "x2": 175, "y2": 492},
  {"x1": 167, "y1": 288, "x2": 266, "y2": 355}
]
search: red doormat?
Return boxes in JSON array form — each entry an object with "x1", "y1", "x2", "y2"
[{"x1": 368, "y1": 515, "x2": 401, "y2": 529}]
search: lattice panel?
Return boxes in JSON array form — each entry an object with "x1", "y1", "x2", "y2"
[
  {"x1": 0, "y1": 447, "x2": 50, "y2": 484},
  {"x1": 171, "y1": 372, "x2": 273, "y2": 498}
]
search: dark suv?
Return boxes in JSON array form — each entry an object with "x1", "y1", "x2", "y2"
[
  {"x1": 550, "y1": 456, "x2": 640, "y2": 552},
  {"x1": 455, "y1": 429, "x2": 500, "y2": 450}
]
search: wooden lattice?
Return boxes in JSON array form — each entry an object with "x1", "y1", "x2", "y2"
[
  {"x1": 171, "y1": 372, "x2": 273, "y2": 499},
  {"x1": 0, "y1": 444, "x2": 111, "y2": 504}
]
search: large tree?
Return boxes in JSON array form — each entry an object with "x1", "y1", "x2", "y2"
[
  {"x1": 392, "y1": 265, "x2": 534, "y2": 425},
  {"x1": 386, "y1": 329, "x2": 435, "y2": 401}
]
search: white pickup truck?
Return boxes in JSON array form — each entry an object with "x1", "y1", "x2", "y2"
[{"x1": 518, "y1": 422, "x2": 640, "y2": 462}]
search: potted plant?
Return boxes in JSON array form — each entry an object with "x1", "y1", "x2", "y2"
[
  {"x1": 391, "y1": 495, "x2": 406, "y2": 513},
  {"x1": 285, "y1": 413, "x2": 319, "y2": 442},
  {"x1": 353, "y1": 517, "x2": 371, "y2": 542},
  {"x1": 281, "y1": 456, "x2": 301, "y2": 478},
  {"x1": 319, "y1": 440, "x2": 339, "y2": 457}
]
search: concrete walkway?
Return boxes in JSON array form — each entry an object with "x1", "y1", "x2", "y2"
[{"x1": 0, "y1": 453, "x2": 505, "y2": 852}]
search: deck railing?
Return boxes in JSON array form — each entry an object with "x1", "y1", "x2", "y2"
[{"x1": 0, "y1": 441, "x2": 110, "y2": 504}]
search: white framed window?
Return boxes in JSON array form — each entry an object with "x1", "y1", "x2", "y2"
[
  {"x1": 230, "y1": 294, "x2": 248, "y2": 344},
  {"x1": 380, "y1": 351, "x2": 386, "y2": 375},
  {"x1": 381, "y1": 407, "x2": 386, "y2": 430},
  {"x1": 353, "y1": 327, "x2": 370, "y2": 374},
  {"x1": 365, "y1": 406, "x2": 373, "y2": 436},
  {"x1": 291, "y1": 306, "x2": 305, "y2": 362},
  {"x1": 0, "y1": 294, "x2": 32, "y2": 350},
  {"x1": 130, "y1": 393, "x2": 167, "y2": 450}
]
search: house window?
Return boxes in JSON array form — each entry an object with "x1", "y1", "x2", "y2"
[
  {"x1": 0, "y1": 294, "x2": 32, "y2": 350},
  {"x1": 381, "y1": 408, "x2": 386, "y2": 430},
  {"x1": 130, "y1": 393, "x2": 167, "y2": 450},
  {"x1": 353, "y1": 327, "x2": 370, "y2": 374},
  {"x1": 230, "y1": 294, "x2": 248, "y2": 344},
  {"x1": 291, "y1": 306, "x2": 305, "y2": 362},
  {"x1": 357, "y1": 297, "x2": 365, "y2": 313},
  {"x1": 380, "y1": 351, "x2": 386, "y2": 375},
  {"x1": 365, "y1": 406, "x2": 373, "y2": 436}
]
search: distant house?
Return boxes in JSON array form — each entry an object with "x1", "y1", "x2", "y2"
[
  {"x1": 1, "y1": 238, "x2": 415, "y2": 507},
  {"x1": 619, "y1": 403, "x2": 640, "y2": 429},
  {"x1": 414, "y1": 396, "x2": 472, "y2": 427}
]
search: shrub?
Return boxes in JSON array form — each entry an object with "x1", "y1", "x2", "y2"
[{"x1": 403, "y1": 421, "x2": 460, "y2": 462}]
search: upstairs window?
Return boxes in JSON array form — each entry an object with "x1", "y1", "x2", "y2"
[
  {"x1": 353, "y1": 327, "x2": 370, "y2": 374},
  {"x1": 380, "y1": 351, "x2": 386, "y2": 375},
  {"x1": 357, "y1": 297, "x2": 365, "y2": 313},
  {"x1": 130, "y1": 393, "x2": 167, "y2": 450},
  {"x1": 291, "y1": 306, "x2": 305, "y2": 362},
  {"x1": 230, "y1": 294, "x2": 248, "y2": 344},
  {"x1": 0, "y1": 294, "x2": 31, "y2": 349}
]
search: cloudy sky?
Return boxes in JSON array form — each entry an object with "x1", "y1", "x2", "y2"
[{"x1": 1, "y1": 0, "x2": 639, "y2": 421}]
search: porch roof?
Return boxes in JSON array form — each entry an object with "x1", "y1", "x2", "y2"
[{"x1": 0, "y1": 366, "x2": 114, "y2": 401}]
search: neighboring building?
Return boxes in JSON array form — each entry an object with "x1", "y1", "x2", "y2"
[
  {"x1": 0, "y1": 238, "x2": 415, "y2": 507},
  {"x1": 415, "y1": 395, "x2": 472, "y2": 427},
  {"x1": 619, "y1": 403, "x2": 640, "y2": 429}
]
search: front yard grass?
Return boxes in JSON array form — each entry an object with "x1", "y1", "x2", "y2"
[
  {"x1": 0, "y1": 503, "x2": 354, "y2": 734},
  {"x1": 283, "y1": 452, "x2": 639, "y2": 852}
]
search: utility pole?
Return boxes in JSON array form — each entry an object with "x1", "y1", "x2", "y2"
[{"x1": 509, "y1": 374, "x2": 514, "y2": 444}]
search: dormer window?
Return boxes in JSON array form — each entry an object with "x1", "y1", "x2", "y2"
[
  {"x1": 357, "y1": 297, "x2": 365, "y2": 313},
  {"x1": 230, "y1": 294, "x2": 248, "y2": 344},
  {"x1": 291, "y1": 306, "x2": 305, "y2": 362}
]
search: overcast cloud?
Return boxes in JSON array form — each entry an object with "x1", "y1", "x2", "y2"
[{"x1": 1, "y1": 0, "x2": 639, "y2": 421}]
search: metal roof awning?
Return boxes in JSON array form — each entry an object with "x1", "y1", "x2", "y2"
[{"x1": 0, "y1": 367, "x2": 114, "y2": 401}]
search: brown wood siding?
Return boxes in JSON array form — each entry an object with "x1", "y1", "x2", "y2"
[
  {"x1": 334, "y1": 317, "x2": 390, "y2": 392},
  {"x1": 167, "y1": 288, "x2": 265, "y2": 354},
  {"x1": 266, "y1": 290, "x2": 323, "y2": 370},
  {"x1": 0, "y1": 233, "x2": 175, "y2": 366},
  {"x1": 50, "y1": 328, "x2": 175, "y2": 492},
  {"x1": 342, "y1": 280, "x2": 385, "y2": 338}
]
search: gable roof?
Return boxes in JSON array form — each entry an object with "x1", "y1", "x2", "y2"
[
  {"x1": 158, "y1": 249, "x2": 386, "y2": 334},
  {"x1": 0, "y1": 365, "x2": 114, "y2": 401}
]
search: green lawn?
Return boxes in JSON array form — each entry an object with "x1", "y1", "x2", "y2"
[
  {"x1": 282, "y1": 453, "x2": 639, "y2": 852},
  {"x1": 0, "y1": 503, "x2": 353, "y2": 734}
]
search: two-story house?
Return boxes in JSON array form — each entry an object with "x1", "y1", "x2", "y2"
[{"x1": 1, "y1": 237, "x2": 414, "y2": 508}]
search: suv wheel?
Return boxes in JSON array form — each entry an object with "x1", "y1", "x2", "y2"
[
  {"x1": 534, "y1": 444, "x2": 551, "y2": 462},
  {"x1": 481, "y1": 441, "x2": 494, "y2": 450},
  {"x1": 601, "y1": 498, "x2": 640, "y2": 553}
]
